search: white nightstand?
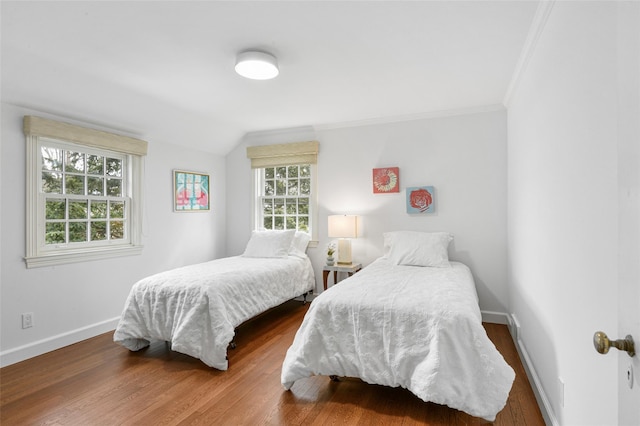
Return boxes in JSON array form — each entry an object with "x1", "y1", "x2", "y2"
[{"x1": 322, "y1": 263, "x2": 362, "y2": 290}]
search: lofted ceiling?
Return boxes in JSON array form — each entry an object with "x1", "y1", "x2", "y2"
[{"x1": 1, "y1": 1, "x2": 539, "y2": 155}]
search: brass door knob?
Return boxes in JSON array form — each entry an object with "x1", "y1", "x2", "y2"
[{"x1": 593, "y1": 331, "x2": 636, "y2": 357}]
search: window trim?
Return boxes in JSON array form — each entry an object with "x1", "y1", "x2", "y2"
[
  {"x1": 24, "y1": 116, "x2": 146, "y2": 268},
  {"x1": 247, "y1": 141, "x2": 319, "y2": 246}
]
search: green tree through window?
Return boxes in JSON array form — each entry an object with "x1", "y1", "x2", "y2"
[
  {"x1": 259, "y1": 165, "x2": 311, "y2": 232},
  {"x1": 41, "y1": 143, "x2": 127, "y2": 245}
]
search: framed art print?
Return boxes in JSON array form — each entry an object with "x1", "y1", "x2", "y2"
[
  {"x1": 373, "y1": 167, "x2": 400, "y2": 193},
  {"x1": 406, "y1": 186, "x2": 435, "y2": 214},
  {"x1": 174, "y1": 170, "x2": 210, "y2": 212}
]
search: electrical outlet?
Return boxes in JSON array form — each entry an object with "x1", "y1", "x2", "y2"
[{"x1": 22, "y1": 312, "x2": 33, "y2": 329}]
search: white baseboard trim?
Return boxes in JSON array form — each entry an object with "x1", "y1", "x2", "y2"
[
  {"x1": 482, "y1": 311, "x2": 557, "y2": 424},
  {"x1": 0, "y1": 316, "x2": 120, "y2": 368},
  {"x1": 293, "y1": 292, "x2": 317, "y2": 303},
  {"x1": 508, "y1": 314, "x2": 559, "y2": 426},
  {"x1": 480, "y1": 310, "x2": 510, "y2": 324}
]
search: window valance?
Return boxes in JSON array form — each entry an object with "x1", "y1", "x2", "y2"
[
  {"x1": 246, "y1": 141, "x2": 319, "y2": 168},
  {"x1": 24, "y1": 116, "x2": 148, "y2": 156}
]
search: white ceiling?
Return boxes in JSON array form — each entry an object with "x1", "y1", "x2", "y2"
[{"x1": 1, "y1": 1, "x2": 539, "y2": 156}]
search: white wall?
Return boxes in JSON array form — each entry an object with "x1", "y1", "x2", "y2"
[
  {"x1": 226, "y1": 108, "x2": 509, "y2": 314},
  {"x1": 0, "y1": 104, "x2": 227, "y2": 366},
  {"x1": 507, "y1": 2, "x2": 636, "y2": 424}
]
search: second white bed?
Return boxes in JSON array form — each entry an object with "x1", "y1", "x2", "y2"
[{"x1": 281, "y1": 257, "x2": 515, "y2": 421}]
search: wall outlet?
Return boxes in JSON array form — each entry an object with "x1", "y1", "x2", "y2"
[{"x1": 22, "y1": 312, "x2": 33, "y2": 329}]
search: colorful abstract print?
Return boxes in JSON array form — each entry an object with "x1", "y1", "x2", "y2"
[{"x1": 175, "y1": 172, "x2": 210, "y2": 211}]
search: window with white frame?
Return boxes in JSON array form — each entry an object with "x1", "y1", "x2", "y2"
[
  {"x1": 24, "y1": 116, "x2": 147, "y2": 268},
  {"x1": 257, "y1": 164, "x2": 312, "y2": 232},
  {"x1": 247, "y1": 141, "x2": 319, "y2": 242}
]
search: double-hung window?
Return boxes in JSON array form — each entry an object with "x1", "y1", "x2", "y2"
[
  {"x1": 247, "y1": 141, "x2": 319, "y2": 243},
  {"x1": 257, "y1": 164, "x2": 312, "y2": 232},
  {"x1": 24, "y1": 116, "x2": 147, "y2": 268}
]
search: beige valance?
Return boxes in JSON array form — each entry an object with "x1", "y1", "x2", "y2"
[
  {"x1": 24, "y1": 116, "x2": 148, "y2": 156},
  {"x1": 246, "y1": 141, "x2": 319, "y2": 168}
]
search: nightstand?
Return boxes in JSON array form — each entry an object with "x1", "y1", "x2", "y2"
[{"x1": 323, "y1": 263, "x2": 362, "y2": 290}]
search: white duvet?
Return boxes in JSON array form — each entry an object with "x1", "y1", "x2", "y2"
[
  {"x1": 281, "y1": 258, "x2": 515, "y2": 421},
  {"x1": 114, "y1": 255, "x2": 315, "y2": 370}
]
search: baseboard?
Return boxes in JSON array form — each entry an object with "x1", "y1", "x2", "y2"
[
  {"x1": 480, "y1": 310, "x2": 511, "y2": 324},
  {"x1": 293, "y1": 292, "x2": 317, "y2": 303},
  {"x1": 0, "y1": 316, "x2": 120, "y2": 368},
  {"x1": 508, "y1": 314, "x2": 559, "y2": 426}
]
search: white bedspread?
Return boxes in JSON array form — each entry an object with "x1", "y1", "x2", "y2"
[
  {"x1": 114, "y1": 255, "x2": 315, "y2": 370},
  {"x1": 281, "y1": 258, "x2": 515, "y2": 421}
]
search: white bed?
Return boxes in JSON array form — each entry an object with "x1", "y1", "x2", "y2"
[
  {"x1": 114, "y1": 230, "x2": 315, "y2": 370},
  {"x1": 281, "y1": 231, "x2": 515, "y2": 421}
]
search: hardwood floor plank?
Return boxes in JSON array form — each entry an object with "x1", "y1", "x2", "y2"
[
  {"x1": 271, "y1": 376, "x2": 330, "y2": 425},
  {"x1": 0, "y1": 300, "x2": 544, "y2": 425}
]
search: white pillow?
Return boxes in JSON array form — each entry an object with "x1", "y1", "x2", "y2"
[
  {"x1": 383, "y1": 231, "x2": 453, "y2": 267},
  {"x1": 243, "y1": 230, "x2": 296, "y2": 258},
  {"x1": 289, "y1": 231, "x2": 311, "y2": 258}
]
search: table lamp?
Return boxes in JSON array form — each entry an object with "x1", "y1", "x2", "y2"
[{"x1": 328, "y1": 215, "x2": 358, "y2": 265}]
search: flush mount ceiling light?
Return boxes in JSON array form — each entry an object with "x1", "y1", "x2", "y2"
[{"x1": 235, "y1": 51, "x2": 279, "y2": 80}]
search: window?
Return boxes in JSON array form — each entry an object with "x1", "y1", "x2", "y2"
[
  {"x1": 40, "y1": 140, "x2": 128, "y2": 245},
  {"x1": 24, "y1": 116, "x2": 147, "y2": 268},
  {"x1": 247, "y1": 141, "x2": 319, "y2": 243},
  {"x1": 257, "y1": 164, "x2": 312, "y2": 232}
]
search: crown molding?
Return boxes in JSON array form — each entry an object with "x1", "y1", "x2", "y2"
[
  {"x1": 313, "y1": 104, "x2": 506, "y2": 132},
  {"x1": 503, "y1": 0, "x2": 556, "y2": 107},
  {"x1": 243, "y1": 125, "x2": 316, "y2": 141},
  {"x1": 239, "y1": 103, "x2": 510, "y2": 142}
]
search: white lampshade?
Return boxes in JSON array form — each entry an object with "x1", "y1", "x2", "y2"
[
  {"x1": 328, "y1": 215, "x2": 358, "y2": 265},
  {"x1": 328, "y1": 215, "x2": 358, "y2": 238},
  {"x1": 235, "y1": 51, "x2": 279, "y2": 80}
]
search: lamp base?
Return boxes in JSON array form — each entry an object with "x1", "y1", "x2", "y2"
[{"x1": 337, "y1": 239, "x2": 352, "y2": 265}]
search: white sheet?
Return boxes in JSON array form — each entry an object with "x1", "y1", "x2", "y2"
[
  {"x1": 281, "y1": 258, "x2": 515, "y2": 421},
  {"x1": 114, "y1": 255, "x2": 315, "y2": 370}
]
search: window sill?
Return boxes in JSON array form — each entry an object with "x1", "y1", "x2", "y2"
[{"x1": 25, "y1": 245, "x2": 143, "y2": 268}]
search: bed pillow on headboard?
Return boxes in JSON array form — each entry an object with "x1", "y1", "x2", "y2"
[
  {"x1": 289, "y1": 231, "x2": 311, "y2": 258},
  {"x1": 383, "y1": 231, "x2": 453, "y2": 267},
  {"x1": 243, "y1": 230, "x2": 296, "y2": 258}
]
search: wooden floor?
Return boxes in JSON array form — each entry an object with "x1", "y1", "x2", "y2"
[{"x1": 0, "y1": 300, "x2": 544, "y2": 425}]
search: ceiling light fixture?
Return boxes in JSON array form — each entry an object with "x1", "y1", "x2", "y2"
[{"x1": 235, "y1": 51, "x2": 279, "y2": 80}]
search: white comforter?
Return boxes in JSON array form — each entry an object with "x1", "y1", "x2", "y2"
[
  {"x1": 281, "y1": 258, "x2": 515, "y2": 421},
  {"x1": 114, "y1": 255, "x2": 315, "y2": 370}
]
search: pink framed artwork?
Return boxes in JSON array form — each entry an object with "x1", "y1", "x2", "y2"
[{"x1": 373, "y1": 167, "x2": 400, "y2": 193}]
